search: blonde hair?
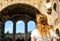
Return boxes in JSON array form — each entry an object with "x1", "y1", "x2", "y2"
[{"x1": 36, "y1": 14, "x2": 51, "y2": 37}]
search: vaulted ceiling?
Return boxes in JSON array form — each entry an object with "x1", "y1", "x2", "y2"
[{"x1": 0, "y1": 3, "x2": 40, "y2": 22}]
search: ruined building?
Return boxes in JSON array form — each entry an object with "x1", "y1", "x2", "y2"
[{"x1": 0, "y1": 0, "x2": 60, "y2": 41}]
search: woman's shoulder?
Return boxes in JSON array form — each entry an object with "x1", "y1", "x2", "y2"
[
  {"x1": 31, "y1": 29, "x2": 38, "y2": 33},
  {"x1": 31, "y1": 29, "x2": 38, "y2": 37}
]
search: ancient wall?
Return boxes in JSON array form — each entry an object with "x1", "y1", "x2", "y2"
[
  {"x1": 0, "y1": 0, "x2": 57, "y2": 24},
  {"x1": 0, "y1": 0, "x2": 60, "y2": 38}
]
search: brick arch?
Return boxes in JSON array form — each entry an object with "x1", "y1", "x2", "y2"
[
  {"x1": 1, "y1": 3, "x2": 40, "y2": 21},
  {"x1": 1, "y1": 3, "x2": 41, "y2": 41}
]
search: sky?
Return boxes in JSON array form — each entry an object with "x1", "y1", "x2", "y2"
[{"x1": 4, "y1": 20, "x2": 35, "y2": 33}]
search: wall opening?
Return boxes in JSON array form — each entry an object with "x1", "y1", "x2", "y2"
[{"x1": 4, "y1": 20, "x2": 13, "y2": 34}]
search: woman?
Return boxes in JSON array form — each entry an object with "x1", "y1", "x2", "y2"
[{"x1": 31, "y1": 14, "x2": 57, "y2": 41}]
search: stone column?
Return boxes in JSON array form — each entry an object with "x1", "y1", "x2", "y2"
[
  {"x1": 13, "y1": 21, "x2": 16, "y2": 41},
  {"x1": 25, "y1": 21, "x2": 28, "y2": 41}
]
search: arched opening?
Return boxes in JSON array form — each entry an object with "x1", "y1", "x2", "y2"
[
  {"x1": 27, "y1": 20, "x2": 36, "y2": 38},
  {"x1": 1, "y1": 3, "x2": 40, "y2": 20},
  {"x1": 4, "y1": 20, "x2": 13, "y2": 34},
  {"x1": 28, "y1": 20, "x2": 36, "y2": 32},
  {"x1": 16, "y1": 20, "x2": 25, "y2": 33},
  {"x1": 16, "y1": 20, "x2": 25, "y2": 39},
  {"x1": 16, "y1": 37, "x2": 24, "y2": 41},
  {"x1": 4, "y1": 20, "x2": 13, "y2": 38}
]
